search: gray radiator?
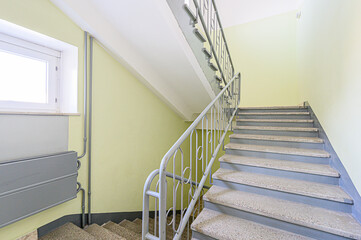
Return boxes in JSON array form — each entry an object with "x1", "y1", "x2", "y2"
[{"x1": 0, "y1": 151, "x2": 78, "y2": 228}]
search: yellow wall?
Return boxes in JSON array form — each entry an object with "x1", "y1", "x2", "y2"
[
  {"x1": 225, "y1": 11, "x2": 301, "y2": 107},
  {"x1": 297, "y1": 0, "x2": 361, "y2": 193},
  {"x1": 0, "y1": 0, "x2": 190, "y2": 239}
]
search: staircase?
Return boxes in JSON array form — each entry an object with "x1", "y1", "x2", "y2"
[
  {"x1": 39, "y1": 215, "x2": 185, "y2": 240},
  {"x1": 191, "y1": 106, "x2": 361, "y2": 240}
]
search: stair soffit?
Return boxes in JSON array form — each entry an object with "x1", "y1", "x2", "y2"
[{"x1": 50, "y1": 0, "x2": 216, "y2": 120}]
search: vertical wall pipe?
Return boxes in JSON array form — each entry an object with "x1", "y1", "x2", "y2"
[
  {"x1": 78, "y1": 31, "x2": 88, "y2": 160},
  {"x1": 88, "y1": 35, "x2": 94, "y2": 225},
  {"x1": 76, "y1": 31, "x2": 88, "y2": 228}
]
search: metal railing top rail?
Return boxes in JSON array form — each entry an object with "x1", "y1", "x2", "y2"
[
  {"x1": 190, "y1": 0, "x2": 235, "y2": 86},
  {"x1": 210, "y1": 0, "x2": 234, "y2": 71},
  {"x1": 143, "y1": 72, "x2": 241, "y2": 240},
  {"x1": 159, "y1": 72, "x2": 239, "y2": 172}
]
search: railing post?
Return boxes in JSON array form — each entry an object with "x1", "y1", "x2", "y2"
[
  {"x1": 142, "y1": 192, "x2": 150, "y2": 240},
  {"x1": 159, "y1": 170, "x2": 167, "y2": 240}
]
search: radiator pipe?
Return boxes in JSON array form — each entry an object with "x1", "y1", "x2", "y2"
[
  {"x1": 88, "y1": 35, "x2": 93, "y2": 225},
  {"x1": 77, "y1": 182, "x2": 86, "y2": 228}
]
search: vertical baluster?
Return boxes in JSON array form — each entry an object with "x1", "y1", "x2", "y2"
[
  {"x1": 180, "y1": 149, "x2": 184, "y2": 237},
  {"x1": 207, "y1": 0, "x2": 211, "y2": 36},
  {"x1": 173, "y1": 152, "x2": 176, "y2": 237},
  {"x1": 190, "y1": 130, "x2": 193, "y2": 201}
]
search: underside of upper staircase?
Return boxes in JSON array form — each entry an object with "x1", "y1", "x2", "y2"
[{"x1": 50, "y1": 0, "x2": 220, "y2": 120}]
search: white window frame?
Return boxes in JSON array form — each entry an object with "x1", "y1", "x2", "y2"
[
  {"x1": 0, "y1": 33, "x2": 61, "y2": 113},
  {"x1": 0, "y1": 19, "x2": 79, "y2": 115}
]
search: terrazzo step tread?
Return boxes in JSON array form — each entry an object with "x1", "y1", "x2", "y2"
[
  {"x1": 134, "y1": 218, "x2": 156, "y2": 235},
  {"x1": 204, "y1": 186, "x2": 361, "y2": 239},
  {"x1": 85, "y1": 224, "x2": 125, "y2": 240},
  {"x1": 103, "y1": 221, "x2": 141, "y2": 240},
  {"x1": 137, "y1": 217, "x2": 181, "y2": 239},
  {"x1": 234, "y1": 126, "x2": 319, "y2": 132},
  {"x1": 219, "y1": 154, "x2": 339, "y2": 177},
  {"x1": 119, "y1": 219, "x2": 142, "y2": 234},
  {"x1": 133, "y1": 218, "x2": 143, "y2": 225},
  {"x1": 239, "y1": 106, "x2": 307, "y2": 110},
  {"x1": 230, "y1": 134, "x2": 323, "y2": 143},
  {"x1": 226, "y1": 143, "x2": 331, "y2": 158},
  {"x1": 237, "y1": 119, "x2": 314, "y2": 123},
  {"x1": 39, "y1": 223, "x2": 96, "y2": 240},
  {"x1": 213, "y1": 168, "x2": 352, "y2": 203},
  {"x1": 239, "y1": 112, "x2": 310, "y2": 115},
  {"x1": 191, "y1": 208, "x2": 313, "y2": 240}
]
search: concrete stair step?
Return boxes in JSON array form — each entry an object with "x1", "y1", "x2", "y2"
[
  {"x1": 239, "y1": 106, "x2": 307, "y2": 111},
  {"x1": 138, "y1": 217, "x2": 182, "y2": 240},
  {"x1": 103, "y1": 221, "x2": 141, "y2": 240},
  {"x1": 236, "y1": 119, "x2": 314, "y2": 127},
  {"x1": 234, "y1": 126, "x2": 319, "y2": 137},
  {"x1": 39, "y1": 223, "x2": 96, "y2": 240},
  {"x1": 191, "y1": 208, "x2": 312, "y2": 240},
  {"x1": 239, "y1": 112, "x2": 310, "y2": 116},
  {"x1": 219, "y1": 154, "x2": 339, "y2": 177},
  {"x1": 119, "y1": 219, "x2": 142, "y2": 234},
  {"x1": 132, "y1": 218, "x2": 142, "y2": 225},
  {"x1": 204, "y1": 186, "x2": 361, "y2": 240},
  {"x1": 238, "y1": 112, "x2": 311, "y2": 120},
  {"x1": 212, "y1": 168, "x2": 352, "y2": 204},
  {"x1": 229, "y1": 133, "x2": 324, "y2": 149},
  {"x1": 234, "y1": 126, "x2": 318, "y2": 132},
  {"x1": 237, "y1": 119, "x2": 313, "y2": 123},
  {"x1": 230, "y1": 133, "x2": 323, "y2": 143},
  {"x1": 85, "y1": 224, "x2": 125, "y2": 240},
  {"x1": 226, "y1": 143, "x2": 330, "y2": 158}
]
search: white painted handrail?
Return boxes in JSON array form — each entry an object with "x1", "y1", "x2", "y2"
[{"x1": 143, "y1": 72, "x2": 241, "y2": 240}]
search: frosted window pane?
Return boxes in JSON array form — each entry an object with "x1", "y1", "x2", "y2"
[{"x1": 0, "y1": 50, "x2": 48, "y2": 103}]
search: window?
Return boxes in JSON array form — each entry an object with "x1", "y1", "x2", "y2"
[
  {"x1": 0, "y1": 33, "x2": 60, "y2": 112},
  {"x1": 0, "y1": 19, "x2": 79, "y2": 114}
]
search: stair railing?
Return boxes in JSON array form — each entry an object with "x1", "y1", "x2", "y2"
[
  {"x1": 185, "y1": 0, "x2": 235, "y2": 87},
  {"x1": 142, "y1": 72, "x2": 241, "y2": 240}
]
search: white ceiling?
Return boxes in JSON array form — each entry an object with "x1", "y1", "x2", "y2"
[{"x1": 217, "y1": 0, "x2": 304, "y2": 27}]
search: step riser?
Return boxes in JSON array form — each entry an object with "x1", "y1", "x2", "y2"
[
  {"x1": 238, "y1": 109, "x2": 309, "y2": 113},
  {"x1": 219, "y1": 162, "x2": 339, "y2": 185},
  {"x1": 233, "y1": 129, "x2": 319, "y2": 137},
  {"x1": 212, "y1": 179, "x2": 352, "y2": 213},
  {"x1": 230, "y1": 138, "x2": 324, "y2": 149},
  {"x1": 238, "y1": 115, "x2": 311, "y2": 120},
  {"x1": 225, "y1": 149, "x2": 330, "y2": 165},
  {"x1": 203, "y1": 203, "x2": 350, "y2": 240},
  {"x1": 192, "y1": 231, "x2": 217, "y2": 240},
  {"x1": 236, "y1": 121, "x2": 314, "y2": 127}
]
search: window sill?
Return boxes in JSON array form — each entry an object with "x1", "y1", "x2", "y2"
[{"x1": 0, "y1": 111, "x2": 80, "y2": 116}]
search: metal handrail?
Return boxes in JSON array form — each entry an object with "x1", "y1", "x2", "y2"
[
  {"x1": 191, "y1": 0, "x2": 235, "y2": 86},
  {"x1": 143, "y1": 72, "x2": 241, "y2": 240}
]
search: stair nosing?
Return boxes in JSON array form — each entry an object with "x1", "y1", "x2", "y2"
[
  {"x1": 236, "y1": 119, "x2": 314, "y2": 123},
  {"x1": 238, "y1": 106, "x2": 307, "y2": 110},
  {"x1": 238, "y1": 112, "x2": 310, "y2": 115},
  {"x1": 219, "y1": 154, "x2": 339, "y2": 177},
  {"x1": 203, "y1": 186, "x2": 361, "y2": 239},
  {"x1": 225, "y1": 143, "x2": 331, "y2": 158},
  {"x1": 230, "y1": 134, "x2": 324, "y2": 143},
  {"x1": 212, "y1": 168, "x2": 352, "y2": 204},
  {"x1": 234, "y1": 126, "x2": 319, "y2": 132}
]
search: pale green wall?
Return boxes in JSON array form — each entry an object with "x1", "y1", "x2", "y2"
[
  {"x1": 225, "y1": 11, "x2": 301, "y2": 107},
  {"x1": 0, "y1": 0, "x2": 190, "y2": 239},
  {"x1": 297, "y1": 0, "x2": 361, "y2": 193}
]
